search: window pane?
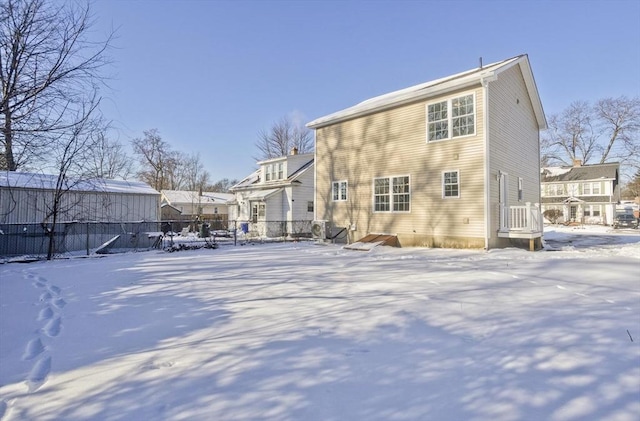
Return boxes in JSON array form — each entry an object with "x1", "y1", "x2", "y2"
[{"x1": 444, "y1": 171, "x2": 459, "y2": 197}]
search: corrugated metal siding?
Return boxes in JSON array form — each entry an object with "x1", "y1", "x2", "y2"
[
  {"x1": 0, "y1": 187, "x2": 160, "y2": 224},
  {"x1": 487, "y1": 64, "x2": 542, "y2": 248},
  {"x1": 315, "y1": 87, "x2": 487, "y2": 247}
]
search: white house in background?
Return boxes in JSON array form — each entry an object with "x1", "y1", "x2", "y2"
[
  {"x1": 229, "y1": 150, "x2": 314, "y2": 238},
  {"x1": 540, "y1": 161, "x2": 620, "y2": 225},
  {"x1": 160, "y1": 190, "x2": 234, "y2": 222}
]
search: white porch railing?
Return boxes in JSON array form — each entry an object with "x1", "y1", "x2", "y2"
[{"x1": 499, "y1": 202, "x2": 543, "y2": 234}]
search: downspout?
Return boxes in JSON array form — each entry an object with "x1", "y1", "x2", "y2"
[
  {"x1": 313, "y1": 129, "x2": 317, "y2": 223},
  {"x1": 481, "y1": 74, "x2": 497, "y2": 250}
]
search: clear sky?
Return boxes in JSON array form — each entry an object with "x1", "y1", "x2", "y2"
[{"x1": 90, "y1": 0, "x2": 640, "y2": 183}]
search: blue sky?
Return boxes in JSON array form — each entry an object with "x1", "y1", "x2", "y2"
[{"x1": 91, "y1": 0, "x2": 640, "y2": 183}]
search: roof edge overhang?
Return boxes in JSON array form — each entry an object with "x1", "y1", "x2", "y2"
[{"x1": 306, "y1": 54, "x2": 547, "y2": 131}]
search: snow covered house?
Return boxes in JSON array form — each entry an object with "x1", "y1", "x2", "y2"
[
  {"x1": 229, "y1": 150, "x2": 314, "y2": 238},
  {"x1": 0, "y1": 172, "x2": 160, "y2": 256},
  {"x1": 540, "y1": 161, "x2": 620, "y2": 225},
  {"x1": 307, "y1": 54, "x2": 547, "y2": 250},
  {"x1": 160, "y1": 190, "x2": 234, "y2": 231}
]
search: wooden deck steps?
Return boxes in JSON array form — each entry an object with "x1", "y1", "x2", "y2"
[{"x1": 343, "y1": 234, "x2": 399, "y2": 251}]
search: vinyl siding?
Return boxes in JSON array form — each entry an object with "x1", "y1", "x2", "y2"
[
  {"x1": 487, "y1": 64, "x2": 542, "y2": 248},
  {"x1": 315, "y1": 86, "x2": 487, "y2": 247}
]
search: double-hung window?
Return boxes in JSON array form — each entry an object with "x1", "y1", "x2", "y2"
[
  {"x1": 443, "y1": 170, "x2": 460, "y2": 198},
  {"x1": 332, "y1": 181, "x2": 347, "y2": 201},
  {"x1": 427, "y1": 93, "x2": 475, "y2": 141},
  {"x1": 374, "y1": 176, "x2": 410, "y2": 212},
  {"x1": 265, "y1": 165, "x2": 272, "y2": 181}
]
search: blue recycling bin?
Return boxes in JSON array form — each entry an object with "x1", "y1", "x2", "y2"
[{"x1": 240, "y1": 222, "x2": 249, "y2": 233}]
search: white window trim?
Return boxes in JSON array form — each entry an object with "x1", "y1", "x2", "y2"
[
  {"x1": 518, "y1": 177, "x2": 523, "y2": 202},
  {"x1": 332, "y1": 180, "x2": 348, "y2": 202},
  {"x1": 372, "y1": 175, "x2": 411, "y2": 213},
  {"x1": 426, "y1": 91, "x2": 476, "y2": 142},
  {"x1": 442, "y1": 170, "x2": 461, "y2": 199}
]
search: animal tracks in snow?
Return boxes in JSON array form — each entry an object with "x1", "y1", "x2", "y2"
[{"x1": 18, "y1": 271, "x2": 66, "y2": 393}]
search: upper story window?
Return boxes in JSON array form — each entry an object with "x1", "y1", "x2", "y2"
[
  {"x1": 443, "y1": 170, "x2": 460, "y2": 198},
  {"x1": 332, "y1": 180, "x2": 347, "y2": 201},
  {"x1": 277, "y1": 163, "x2": 284, "y2": 179},
  {"x1": 582, "y1": 182, "x2": 601, "y2": 195},
  {"x1": 544, "y1": 184, "x2": 565, "y2": 196},
  {"x1": 427, "y1": 93, "x2": 475, "y2": 141},
  {"x1": 264, "y1": 162, "x2": 285, "y2": 182},
  {"x1": 374, "y1": 176, "x2": 410, "y2": 212}
]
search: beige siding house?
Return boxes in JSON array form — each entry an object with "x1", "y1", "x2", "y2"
[{"x1": 307, "y1": 54, "x2": 546, "y2": 250}]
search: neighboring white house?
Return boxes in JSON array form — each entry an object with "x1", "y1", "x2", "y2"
[
  {"x1": 229, "y1": 150, "x2": 314, "y2": 238},
  {"x1": 540, "y1": 161, "x2": 620, "y2": 225},
  {"x1": 160, "y1": 190, "x2": 234, "y2": 221}
]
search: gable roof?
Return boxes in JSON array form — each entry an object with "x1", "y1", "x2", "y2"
[
  {"x1": 0, "y1": 171, "x2": 159, "y2": 195},
  {"x1": 230, "y1": 158, "x2": 314, "y2": 191},
  {"x1": 541, "y1": 163, "x2": 620, "y2": 183},
  {"x1": 307, "y1": 54, "x2": 546, "y2": 130}
]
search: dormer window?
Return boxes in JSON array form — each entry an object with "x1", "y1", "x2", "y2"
[
  {"x1": 277, "y1": 162, "x2": 284, "y2": 179},
  {"x1": 265, "y1": 165, "x2": 272, "y2": 181}
]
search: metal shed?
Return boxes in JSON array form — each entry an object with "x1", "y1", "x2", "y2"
[{"x1": 0, "y1": 172, "x2": 161, "y2": 257}]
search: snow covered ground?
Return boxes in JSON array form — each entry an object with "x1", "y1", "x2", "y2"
[{"x1": 0, "y1": 225, "x2": 639, "y2": 421}]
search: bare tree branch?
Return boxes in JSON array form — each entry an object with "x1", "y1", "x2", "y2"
[{"x1": 1, "y1": 0, "x2": 113, "y2": 171}]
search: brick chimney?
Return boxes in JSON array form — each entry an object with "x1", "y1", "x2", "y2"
[
  {"x1": 290, "y1": 147, "x2": 298, "y2": 155},
  {"x1": 573, "y1": 159, "x2": 582, "y2": 167}
]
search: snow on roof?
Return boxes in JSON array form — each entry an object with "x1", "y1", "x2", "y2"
[
  {"x1": 307, "y1": 54, "x2": 546, "y2": 130},
  {"x1": 0, "y1": 172, "x2": 159, "y2": 195},
  {"x1": 541, "y1": 163, "x2": 620, "y2": 182},
  {"x1": 541, "y1": 167, "x2": 572, "y2": 177},
  {"x1": 161, "y1": 190, "x2": 234, "y2": 205},
  {"x1": 230, "y1": 169, "x2": 261, "y2": 190}
]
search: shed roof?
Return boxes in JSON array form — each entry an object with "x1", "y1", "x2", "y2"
[
  {"x1": 307, "y1": 54, "x2": 546, "y2": 130},
  {"x1": 541, "y1": 163, "x2": 620, "y2": 183},
  {"x1": 0, "y1": 172, "x2": 159, "y2": 195}
]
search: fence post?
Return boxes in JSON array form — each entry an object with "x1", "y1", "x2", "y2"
[
  {"x1": 233, "y1": 220, "x2": 237, "y2": 246},
  {"x1": 86, "y1": 222, "x2": 90, "y2": 256}
]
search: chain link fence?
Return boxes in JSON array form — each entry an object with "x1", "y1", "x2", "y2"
[
  {"x1": 0, "y1": 219, "x2": 315, "y2": 258},
  {"x1": 0, "y1": 221, "x2": 161, "y2": 258}
]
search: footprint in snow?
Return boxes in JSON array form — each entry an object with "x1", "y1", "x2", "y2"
[
  {"x1": 27, "y1": 356, "x2": 51, "y2": 392},
  {"x1": 22, "y1": 338, "x2": 46, "y2": 361},
  {"x1": 47, "y1": 285, "x2": 62, "y2": 295},
  {"x1": 140, "y1": 361, "x2": 175, "y2": 371},
  {"x1": 43, "y1": 317, "x2": 62, "y2": 337},
  {"x1": 39, "y1": 291, "x2": 52, "y2": 302},
  {"x1": 52, "y1": 298, "x2": 67, "y2": 309},
  {"x1": 38, "y1": 306, "x2": 54, "y2": 321}
]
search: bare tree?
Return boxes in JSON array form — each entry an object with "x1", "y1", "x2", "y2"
[
  {"x1": 41, "y1": 107, "x2": 102, "y2": 260},
  {"x1": 209, "y1": 178, "x2": 238, "y2": 193},
  {"x1": 131, "y1": 129, "x2": 174, "y2": 191},
  {"x1": 87, "y1": 131, "x2": 134, "y2": 180},
  {"x1": 542, "y1": 101, "x2": 598, "y2": 166},
  {"x1": 0, "y1": 0, "x2": 113, "y2": 171},
  {"x1": 255, "y1": 116, "x2": 313, "y2": 160},
  {"x1": 542, "y1": 97, "x2": 640, "y2": 177},
  {"x1": 181, "y1": 152, "x2": 210, "y2": 192},
  {"x1": 594, "y1": 96, "x2": 640, "y2": 167}
]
